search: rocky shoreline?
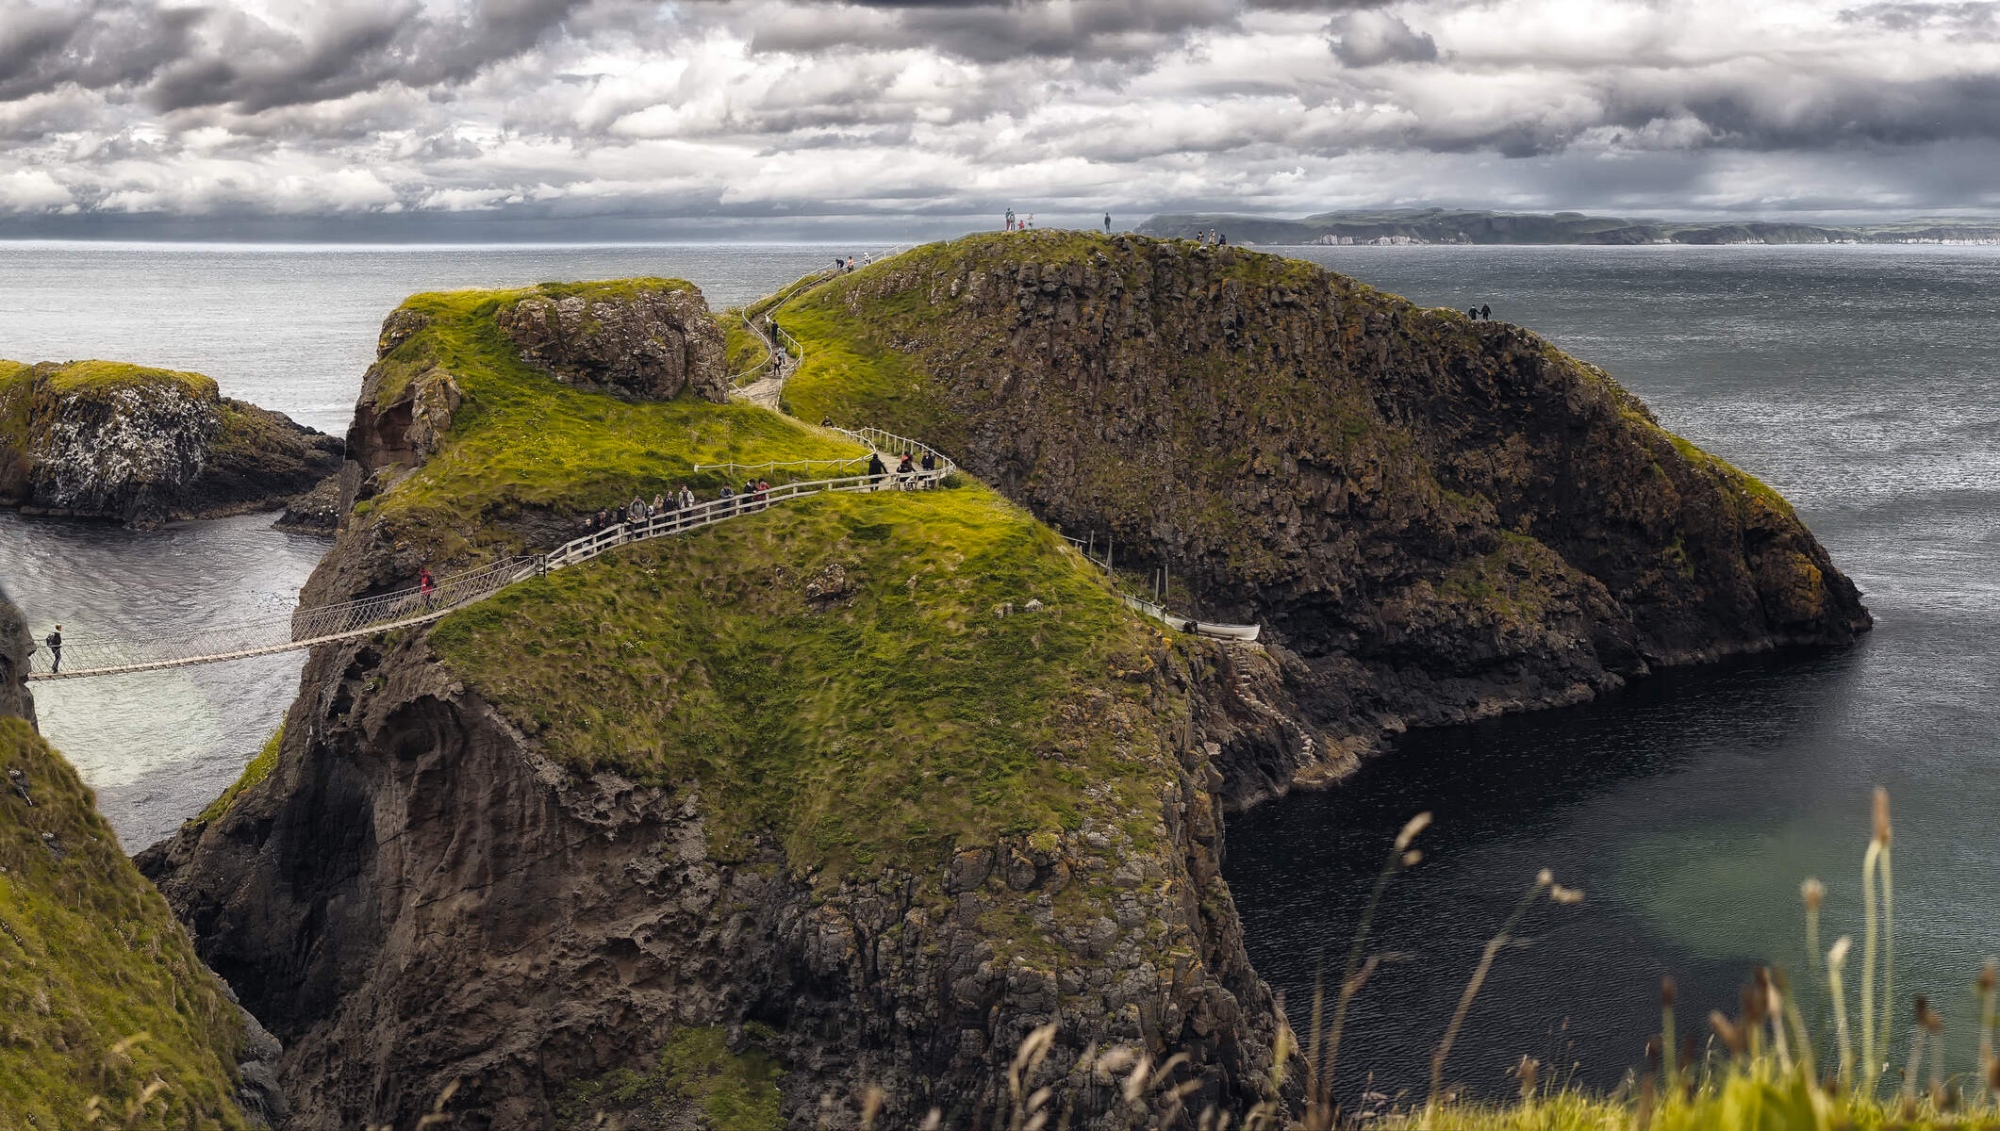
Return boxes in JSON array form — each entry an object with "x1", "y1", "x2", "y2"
[{"x1": 0, "y1": 359, "x2": 342, "y2": 529}]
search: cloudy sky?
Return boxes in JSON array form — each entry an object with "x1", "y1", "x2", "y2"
[{"x1": 1, "y1": 0, "x2": 1996, "y2": 235}]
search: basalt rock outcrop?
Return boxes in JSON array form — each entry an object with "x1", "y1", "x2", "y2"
[
  {"x1": 786, "y1": 232, "x2": 1872, "y2": 805},
  {"x1": 143, "y1": 280, "x2": 1300, "y2": 1130},
  {"x1": 0, "y1": 586, "x2": 34, "y2": 727},
  {"x1": 0, "y1": 359, "x2": 343, "y2": 529},
  {"x1": 496, "y1": 280, "x2": 730, "y2": 403}
]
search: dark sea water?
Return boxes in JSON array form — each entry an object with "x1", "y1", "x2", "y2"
[
  {"x1": 1, "y1": 241, "x2": 1995, "y2": 1095},
  {"x1": 1223, "y1": 244, "x2": 2000, "y2": 1103}
]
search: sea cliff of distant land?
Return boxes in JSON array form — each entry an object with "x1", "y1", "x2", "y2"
[
  {"x1": 778, "y1": 231, "x2": 1870, "y2": 806},
  {"x1": 0, "y1": 359, "x2": 342, "y2": 529},
  {"x1": 0, "y1": 586, "x2": 278, "y2": 1129},
  {"x1": 142, "y1": 277, "x2": 1295, "y2": 1129},
  {"x1": 1139, "y1": 207, "x2": 2000, "y2": 246}
]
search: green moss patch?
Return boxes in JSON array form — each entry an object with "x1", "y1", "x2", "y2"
[
  {"x1": 0, "y1": 718, "x2": 248, "y2": 1129},
  {"x1": 557, "y1": 1026, "x2": 783, "y2": 1131},
  {"x1": 428, "y1": 480, "x2": 1179, "y2": 879}
]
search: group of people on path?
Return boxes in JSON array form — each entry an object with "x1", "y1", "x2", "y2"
[
  {"x1": 1467, "y1": 304, "x2": 1493, "y2": 320},
  {"x1": 583, "y1": 482, "x2": 737, "y2": 536},
  {"x1": 1195, "y1": 228, "x2": 1229, "y2": 246},
  {"x1": 1002, "y1": 210, "x2": 1119, "y2": 233},
  {"x1": 867, "y1": 450, "x2": 939, "y2": 488},
  {"x1": 580, "y1": 451, "x2": 943, "y2": 539}
]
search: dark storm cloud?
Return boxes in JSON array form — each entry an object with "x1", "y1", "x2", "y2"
[
  {"x1": 0, "y1": 0, "x2": 587, "y2": 112},
  {"x1": 0, "y1": 0, "x2": 202, "y2": 100},
  {"x1": 1839, "y1": 2, "x2": 2000, "y2": 34},
  {"x1": 748, "y1": 0, "x2": 1242, "y2": 62}
]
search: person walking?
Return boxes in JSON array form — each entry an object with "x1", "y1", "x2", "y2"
[
  {"x1": 44, "y1": 625, "x2": 61, "y2": 674},
  {"x1": 867, "y1": 451, "x2": 887, "y2": 490},
  {"x1": 1006, "y1": 208, "x2": 1015, "y2": 231},
  {"x1": 1104, "y1": 213, "x2": 1112, "y2": 232},
  {"x1": 419, "y1": 568, "x2": 436, "y2": 610},
  {"x1": 1480, "y1": 303, "x2": 1491, "y2": 320}
]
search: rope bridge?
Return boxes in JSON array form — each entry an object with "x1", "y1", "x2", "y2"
[{"x1": 27, "y1": 426, "x2": 955, "y2": 681}]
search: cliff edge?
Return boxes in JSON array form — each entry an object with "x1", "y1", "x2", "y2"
[
  {"x1": 0, "y1": 586, "x2": 268, "y2": 1128},
  {"x1": 0, "y1": 359, "x2": 343, "y2": 529},
  {"x1": 143, "y1": 280, "x2": 1296, "y2": 1128},
  {"x1": 780, "y1": 232, "x2": 1871, "y2": 804}
]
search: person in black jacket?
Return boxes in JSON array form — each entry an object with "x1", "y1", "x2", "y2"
[{"x1": 867, "y1": 452, "x2": 887, "y2": 489}]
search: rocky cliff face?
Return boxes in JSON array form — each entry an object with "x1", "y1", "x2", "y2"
[
  {"x1": 784, "y1": 233, "x2": 1871, "y2": 803},
  {"x1": 0, "y1": 585, "x2": 34, "y2": 728},
  {"x1": 143, "y1": 280, "x2": 1299, "y2": 1129},
  {"x1": 496, "y1": 280, "x2": 730, "y2": 403},
  {"x1": 0, "y1": 360, "x2": 343, "y2": 529},
  {"x1": 143, "y1": 626, "x2": 1293, "y2": 1130}
]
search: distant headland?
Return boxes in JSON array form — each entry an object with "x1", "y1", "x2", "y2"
[{"x1": 1138, "y1": 208, "x2": 2000, "y2": 246}]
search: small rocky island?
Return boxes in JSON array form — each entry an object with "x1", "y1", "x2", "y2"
[
  {"x1": 0, "y1": 359, "x2": 342, "y2": 529},
  {"x1": 14, "y1": 239, "x2": 1869, "y2": 1130}
]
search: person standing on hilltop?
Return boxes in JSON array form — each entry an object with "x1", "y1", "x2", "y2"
[
  {"x1": 1104, "y1": 213, "x2": 1112, "y2": 232},
  {"x1": 1481, "y1": 303, "x2": 1491, "y2": 320}
]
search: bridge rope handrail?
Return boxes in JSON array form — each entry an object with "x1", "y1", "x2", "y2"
[{"x1": 27, "y1": 453, "x2": 956, "y2": 681}]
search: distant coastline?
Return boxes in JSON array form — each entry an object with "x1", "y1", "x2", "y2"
[{"x1": 1137, "y1": 208, "x2": 2000, "y2": 246}]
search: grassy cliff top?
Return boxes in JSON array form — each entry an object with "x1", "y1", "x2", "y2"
[
  {"x1": 429, "y1": 479, "x2": 1183, "y2": 881},
  {"x1": 0, "y1": 358, "x2": 220, "y2": 401},
  {"x1": 0, "y1": 718, "x2": 249, "y2": 1128},
  {"x1": 361, "y1": 282, "x2": 867, "y2": 560}
]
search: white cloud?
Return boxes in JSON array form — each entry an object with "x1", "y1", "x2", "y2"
[{"x1": 0, "y1": 0, "x2": 1997, "y2": 227}]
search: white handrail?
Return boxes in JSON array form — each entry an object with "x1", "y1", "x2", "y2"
[{"x1": 28, "y1": 453, "x2": 956, "y2": 681}]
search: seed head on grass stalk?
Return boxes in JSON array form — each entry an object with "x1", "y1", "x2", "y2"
[
  {"x1": 1661, "y1": 978, "x2": 1679, "y2": 1099},
  {"x1": 1314, "y1": 811, "x2": 1430, "y2": 1118},
  {"x1": 1979, "y1": 959, "x2": 1997, "y2": 1087},
  {"x1": 1828, "y1": 935, "x2": 1855, "y2": 1092},
  {"x1": 1426, "y1": 868, "x2": 1581, "y2": 1114},
  {"x1": 1861, "y1": 787, "x2": 1892, "y2": 1098}
]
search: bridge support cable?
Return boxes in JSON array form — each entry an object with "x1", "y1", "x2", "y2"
[{"x1": 27, "y1": 457, "x2": 958, "y2": 682}]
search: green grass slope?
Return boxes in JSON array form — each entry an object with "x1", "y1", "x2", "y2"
[
  {"x1": 352, "y1": 277, "x2": 1184, "y2": 884},
  {"x1": 430, "y1": 478, "x2": 1180, "y2": 881},
  {"x1": 0, "y1": 718, "x2": 248, "y2": 1129},
  {"x1": 360, "y1": 284, "x2": 868, "y2": 560}
]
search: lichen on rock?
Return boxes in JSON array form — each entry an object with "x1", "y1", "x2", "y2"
[
  {"x1": 496, "y1": 279, "x2": 731, "y2": 403},
  {"x1": 0, "y1": 360, "x2": 343, "y2": 529}
]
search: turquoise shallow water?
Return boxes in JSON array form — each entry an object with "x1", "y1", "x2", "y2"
[{"x1": 2, "y1": 241, "x2": 1996, "y2": 1095}]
